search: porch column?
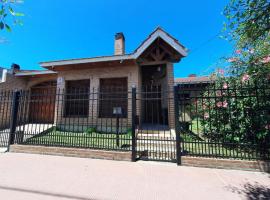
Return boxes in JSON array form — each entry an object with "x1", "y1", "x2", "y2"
[
  {"x1": 167, "y1": 63, "x2": 175, "y2": 129},
  {"x1": 54, "y1": 76, "x2": 65, "y2": 126}
]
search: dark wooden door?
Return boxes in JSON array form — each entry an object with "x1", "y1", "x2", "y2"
[{"x1": 29, "y1": 81, "x2": 56, "y2": 123}]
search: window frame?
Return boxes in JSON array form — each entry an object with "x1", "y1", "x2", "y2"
[
  {"x1": 98, "y1": 77, "x2": 128, "y2": 118},
  {"x1": 64, "y1": 79, "x2": 90, "y2": 118}
]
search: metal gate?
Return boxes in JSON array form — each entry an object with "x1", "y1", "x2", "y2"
[{"x1": 134, "y1": 87, "x2": 180, "y2": 163}]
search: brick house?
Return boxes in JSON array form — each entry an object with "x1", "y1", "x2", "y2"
[{"x1": 0, "y1": 27, "x2": 187, "y2": 132}]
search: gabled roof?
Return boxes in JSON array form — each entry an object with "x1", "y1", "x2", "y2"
[
  {"x1": 133, "y1": 27, "x2": 187, "y2": 58},
  {"x1": 40, "y1": 27, "x2": 187, "y2": 68}
]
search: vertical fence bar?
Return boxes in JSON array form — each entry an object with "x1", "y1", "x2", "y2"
[
  {"x1": 174, "y1": 86, "x2": 181, "y2": 165},
  {"x1": 131, "y1": 87, "x2": 137, "y2": 162},
  {"x1": 8, "y1": 91, "x2": 20, "y2": 148}
]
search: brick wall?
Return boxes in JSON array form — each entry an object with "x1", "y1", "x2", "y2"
[
  {"x1": 0, "y1": 74, "x2": 27, "y2": 129},
  {"x1": 182, "y1": 156, "x2": 270, "y2": 172},
  {"x1": 0, "y1": 74, "x2": 57, "y2": 129},
  {"x1": 10, "y1": 145, "x2": 132, "y2": 161},
  {"x1": 0, "y1": 73, "x2": 27, "y2": 91},
  {"x1": 55, "y1": 65, "x2": 140, "y2": 132}
]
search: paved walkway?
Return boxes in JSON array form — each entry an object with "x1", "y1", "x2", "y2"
[{"x1": 0, "y1": 153, "x2": 269, "y2": 200}]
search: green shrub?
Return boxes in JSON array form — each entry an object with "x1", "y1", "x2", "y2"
[
  {"x1": 196, "y1": 77, "x2": 270, "y2": 146},
  {"x1": 126, "y1": 128, "x2": 132, "y2": 136},
  {"x1": 85, "y1": 127, "x2": 96, "y2": 134}
]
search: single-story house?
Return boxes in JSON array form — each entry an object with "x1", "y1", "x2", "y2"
[
  {"x1": 0, "y1": 27, "x2": 188, "y2": 132},
  {"x1": 175, "y1": 74, "x2": 214, "y2": 127},
  {"x1": 175, "y1": 74, "x2": 214, "y2": 100}
]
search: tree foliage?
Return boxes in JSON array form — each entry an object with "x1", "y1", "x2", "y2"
[
  {"x1": 197, "y1": 72, "x2": 270, "y2": 147},
  {"x1": 195, "y1": 0, "x2": 270, "y2": 149},
  {"x1": 0, "y1": 0, "x2": 24, "y2": 32},
  {"x1": 224, "y1": 0, "x2": 270, "y2": 49}
]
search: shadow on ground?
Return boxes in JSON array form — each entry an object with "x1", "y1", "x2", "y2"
[
  {"x1": 0, "y1": 185, "x2": 94, "y2": 200},
  {"x1": 227, "y1": 182, "x2": 270, "y2": 200}
]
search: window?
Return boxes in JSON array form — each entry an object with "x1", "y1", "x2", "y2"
[
  {"x1": 65, "y1": 80, "x2": 90, "y2": 117},
  {"x1": 99, "y1": 78, "x2": 128, "y2": 118}
]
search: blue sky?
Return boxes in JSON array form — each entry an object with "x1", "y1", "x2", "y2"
[{"x1": 0, "y1": 0, "x2": 233, "y2": 78}]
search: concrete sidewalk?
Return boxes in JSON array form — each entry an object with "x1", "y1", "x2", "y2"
[{"x1": 0, "y1": 153, "x2": 269, "y2": 200}]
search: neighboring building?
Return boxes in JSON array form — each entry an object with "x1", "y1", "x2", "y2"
[
  {"x1": 175, "y1": 74, "x2": 214, "y2": 97},
  {"x1": 0, "y1": 27, "x2": 188, "y2": 131},
  {"x1": 0, "y1": 67, "x2": 7, "y2": 83},
  {"x1": 175, "y1": 74, "x2": 214, "y2": 125}
]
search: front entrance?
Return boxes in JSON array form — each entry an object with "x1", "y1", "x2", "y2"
[
  {"x1": 136, "y1": 64, "x2": 176, "y2": 162},
  {"x1": 141, "y1": 64, "x2": 168, "y2": 126},
  {"x1": 29, "y1": 81, "x2": 56, "y2": 123}
]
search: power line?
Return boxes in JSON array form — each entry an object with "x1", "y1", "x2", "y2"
[{"x1": 188, "y1": 32, "x2": 222, "y2": 55}]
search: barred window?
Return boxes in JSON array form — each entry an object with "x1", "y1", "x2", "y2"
[
  {"x1": 99, "y1": 78, "x2": 127, "y2": 118},
  {"x1": 65, "y1": 80, "x2": 90, "y2": 117}
]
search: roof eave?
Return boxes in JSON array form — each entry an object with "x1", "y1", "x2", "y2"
[
  {"x1": 40, "y1": 54, "x2": 134, "y2": 68},
  {"x1": 15, "y1": 71, "x2": 57, "y2": 77}
]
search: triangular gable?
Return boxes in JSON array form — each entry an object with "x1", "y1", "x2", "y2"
[{"x1": 132, "y1": 27, "x2": 188, "y2": 59}]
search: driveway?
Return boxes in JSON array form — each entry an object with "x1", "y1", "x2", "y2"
[{"x1": 0, "y1": 153, "x2": 269, "y2": 200}]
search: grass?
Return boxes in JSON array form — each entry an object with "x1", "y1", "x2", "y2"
[
  {"x1": 190, "y1": 118, "x2": 204, "y2": 136},
  {"x1": 180, "y1": 139, "x2": 269, "y2": 160},
  {"x1": 24, "y1": 130, "x2": 132, "y2": 150},
  {"x1": 181, "y1": 119, "x2": 270, "y2": 160}
]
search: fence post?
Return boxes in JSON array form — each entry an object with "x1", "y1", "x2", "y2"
[
  {"x1": 174, "y1": 86, "x2": 181, "y2": 165},
  {"x1": 131, "y1": 87, "x2": 137, "y2": 162},
  {"x1": 8, "y1": 91, "x2": 20, "y2": 148}
]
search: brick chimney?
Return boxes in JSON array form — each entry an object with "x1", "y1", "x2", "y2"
[{"x1": 114, "y1": 32, "x2": 125, "y2": 55}]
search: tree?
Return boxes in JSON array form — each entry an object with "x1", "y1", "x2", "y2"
[
  {"x1": 223, "y1": 0, "x2": 270, "y2": 80},
  {"x1": 224, "y1": 0, "x2": 270, "y2": 49},
  {"x1": 194, "y1": 0, "x2": 270, "y2": 153},
  {"x1": 0, "y1": 0, "x2": 24, "y2": 32}
]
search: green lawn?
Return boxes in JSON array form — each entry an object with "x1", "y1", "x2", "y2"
[
  {"x1": 181, "y1": 132, "x2": 270, "y2": 160},
  {"x1": 180, "y1": 118, "x2": 270, "y2": 160},
  {"x1": 190, "y1": 118, "x2": 204, "y2": 135},
  {"x1": 24, "y1": 130, "x2": 132, "y2": 150}
]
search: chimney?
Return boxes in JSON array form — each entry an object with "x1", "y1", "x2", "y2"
[
  {"x1": 114, "y1": 32, "x2": 125, "y2": 55},
  {"x1": 11, "y1": 63, "x2": 20, "y2": 74},
  {"x1": 188, "y1": 74, "x2": 197, "y2": 77}
]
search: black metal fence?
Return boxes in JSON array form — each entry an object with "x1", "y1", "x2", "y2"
[
  {"x1": 0, "y1": 91, "x2": 13, "y2": 147},
  {"x1": 177, "y1": 80, "x2": 270, "y2": 160},
  {"x1": 5, "y1": 88, "x2": 135, "y2": 153},
  {"x1": 1, "y1": 80, "x2": 270, "y2": 163}
]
